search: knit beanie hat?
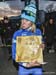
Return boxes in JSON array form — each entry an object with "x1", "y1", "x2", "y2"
[{"x1": 21, "y1": 3, "x2": 36, "y2": 23}]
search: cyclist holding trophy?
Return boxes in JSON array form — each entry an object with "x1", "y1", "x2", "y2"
[{"x1": 12, "y1": 2, "x2": 44, "y2": 75}]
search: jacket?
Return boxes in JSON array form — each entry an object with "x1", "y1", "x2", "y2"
[{"x1": 12, "y1": 28, "x2": 42, "y2": 67}]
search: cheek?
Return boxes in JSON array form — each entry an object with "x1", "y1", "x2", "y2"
[
  {"x1": 26, "y1": 24, "x2": 31, "y2": 28},
  {"x1": 27, "y1": 22, "x2": 32, "y2": 26}
]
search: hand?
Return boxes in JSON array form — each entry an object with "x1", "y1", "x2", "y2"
[
  {"x1": 26, "y1": 60, "x2": 41, "y2": 67},
  {"x1": 39, "y1": 43, "x2": 45, "y2": 50},
  {"x1": 30, "y1": 60, "x2": 41, "y2": 66}
]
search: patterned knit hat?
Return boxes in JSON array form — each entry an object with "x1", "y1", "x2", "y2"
[{"x1": 21, "y1": 3, "x2": 36, "y2": 23}]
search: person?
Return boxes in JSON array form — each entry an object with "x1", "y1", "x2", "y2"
[
  {"x1": 1, "y1": 16, "x2": 12, "y2": 45},
  {"x1": 12, "y1": 3, "x2": 44, "y2": 75},
  {"x1": 0, "y1": 20, "x2": 4, "y2": 45},
  {"x1": 44, "y1": 18, "x2": 56, "y2": 53},
  {"x1": 2, "y1": 16, "x2": 12, "y2": 59}
]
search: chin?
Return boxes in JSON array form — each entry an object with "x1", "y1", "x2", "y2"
[{"x1": 22, "y1": 27, "x2": 26, "y2": 29}]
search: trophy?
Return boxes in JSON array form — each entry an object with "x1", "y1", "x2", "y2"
[{"x1": 16, "y1": 36, "x2": 43, "y2": 64}]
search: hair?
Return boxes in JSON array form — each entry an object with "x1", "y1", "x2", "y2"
[
  {"x1": 31, "y1": 23, "x2": 36, "y2": 33},
  {"x1": 3, "y1": 16, "x2": 9, "y2": 20}
]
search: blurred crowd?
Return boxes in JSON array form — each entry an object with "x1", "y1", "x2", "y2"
[
  {"x1": 36, "y1": 17, "x2": 56, "y2": 53},
  {"x1": 0, "y1": 16, "x2": 20, "y2": 46},
  {"x1": 0, "y1": 16, "x2": 21, "y2": 60}
]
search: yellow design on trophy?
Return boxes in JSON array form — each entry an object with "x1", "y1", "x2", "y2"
[{"x1": 16, "y1": 36, "x2": 43, "y2": 64}]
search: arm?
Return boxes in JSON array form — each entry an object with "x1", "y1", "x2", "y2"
[
  {"x1": 12, "y1": 34, "x2": 16, "y2": 60},
  {"x1": 12, "y1": 32, "x2": 19, "y2": 70}
]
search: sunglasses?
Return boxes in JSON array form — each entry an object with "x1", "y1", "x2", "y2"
[{"x1": 22, "y1": 10, "x2": 36, "y2": 17}]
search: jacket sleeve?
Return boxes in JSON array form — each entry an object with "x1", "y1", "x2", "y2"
[
  {"x1": 12, "y1": 33, "x2": 16, "y2": 60},
  {"x1": 36, "y1": 28, "x2": 45, "y2": 44}
]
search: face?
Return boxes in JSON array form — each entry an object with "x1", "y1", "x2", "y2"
[
  {"x1": 49, "y1": 19, "x2": 53, "y2": 24},
  {"x1": 4, "y1": 19, "x2": 9, "y2": 23},
  {"x1": 21, "y1": 19, "x2": 32, "y2": 29}
]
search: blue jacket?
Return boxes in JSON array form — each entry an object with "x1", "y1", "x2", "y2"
[{"x1": 12, "y1": 29, "x2": 42, "y2": 66}]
